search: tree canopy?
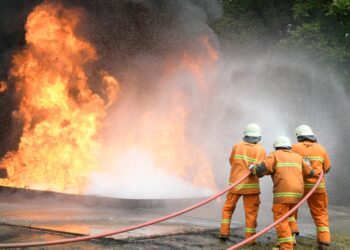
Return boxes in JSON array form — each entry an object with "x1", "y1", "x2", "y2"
[{"x1": 214, "y1": 0, "x2": 350, "y2": 88}]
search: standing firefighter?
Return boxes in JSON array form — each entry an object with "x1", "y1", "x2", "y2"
[
  {"x1": 292, "y1": 125, "x2": 331, "y2": 250},
  {"x1": 250, "y1": 136, "x2": 315, "y2": 250},
  {"x1": 219, "y1": 123, "x2": 266, "y2": 244}
]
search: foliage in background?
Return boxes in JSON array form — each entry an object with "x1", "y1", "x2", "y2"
[
  {"x1": 214, "y1": 0, "x2": 350, "y2": 88},
  {"x1": 213, "y1": 0, "x2": 294, "y2": 54},
  {"x1": 288, "y1": 0, "x2": 350, "y2": 85}
]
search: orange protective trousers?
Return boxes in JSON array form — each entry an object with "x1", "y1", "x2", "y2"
[
  {"x1": 220, "y1": 193, "x2": 260, "y2": 241},
  {"x1": 305, "y1": 190, "x2": 331, "y2": 244},
  {"x1": 272, "y1": 203, "x2": 295, "y2": 250}
]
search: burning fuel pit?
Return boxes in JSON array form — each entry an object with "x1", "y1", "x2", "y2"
[
  {"x1": 0, "y1": 2, "x2": 224, "y2": 243},
  {"x1": 0, "y1": 186, "x2": 224, "y2": 240}
]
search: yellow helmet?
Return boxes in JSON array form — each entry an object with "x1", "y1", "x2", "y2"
[
  {"x1": 295, "y1": 125, "x2": 314, "y2": 137},
  {"x1": 273, "y1": 136, "x2": 291, "y2": 148},
  {"x1": 244, "y1": 123, "x2": 261, "y2": 137}
]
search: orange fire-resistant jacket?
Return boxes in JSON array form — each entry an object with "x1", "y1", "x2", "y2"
[
  {"x1": 292, "y1": 141, "x2": 331, "y2": 193},
  {"x1": 252, "y1": 149, "x2": 314, "y2": 203},
  {"x1": 228, "y1": 141, "x2": 266, "y2": 195}
]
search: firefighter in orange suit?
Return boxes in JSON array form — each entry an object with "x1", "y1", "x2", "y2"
[
  {"x1": 219, "y1": 123, "x2": 266, "y2": 243},
  {"x1": 292, "y1": 125, "x2": 331, "y2": 250},
  {"x1": 250, "y1": 136, "x2": 315, "y2": 250}
]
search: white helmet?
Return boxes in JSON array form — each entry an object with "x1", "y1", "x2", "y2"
[
  {"x1": 295, "y1": 125, "x2": 314, "y2": 137},
  {"x1": 244, "y1": 123, "x2": 261, "y2": 137},
  {"x1": 273, "y1": 136, "x2": 292, "y2": 148}
]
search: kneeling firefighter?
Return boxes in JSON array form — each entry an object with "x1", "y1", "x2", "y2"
[
  {"x1": 219, "y1": 123, "x2": 266, "y2": 244},
  {"x1": 250, "y1": 136, "x2": 316, "y2": 250}
]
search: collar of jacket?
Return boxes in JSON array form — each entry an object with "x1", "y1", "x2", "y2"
[
  {"x1": 297, "y1": 135, "x2": 317, "y2": 142},
  {"x1": 243, "y1": 136, "x2": 261, "y2": 144}
]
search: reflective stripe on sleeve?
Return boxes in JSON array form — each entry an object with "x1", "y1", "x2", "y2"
[
  {"x1": 306, "y1": 156, "x2": 325, "y2": 163},
  {"x1": 232, "y1": 183, "x2": 260, "y2": 189},
  {"x1": 304, "y1": 182, "x2": 326, "y2": 189}
]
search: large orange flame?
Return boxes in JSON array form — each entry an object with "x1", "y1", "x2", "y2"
[
  {"x1": 0, "y1": 2, "x2": 219, "y2": 196},
  {"x1": 0, "y1": 2, "x2": 119, "y2": 193}
]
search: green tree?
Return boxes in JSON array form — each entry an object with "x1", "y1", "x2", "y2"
[
  {"x1": 213, "y1": 0, "x2": 293, "y2": 54},
  {"x1": 214, "y1": 0, "x2": 350, "y2": 87},
  {"x1": 286, "y1": 0, "x2": 350, "y2": 86}
]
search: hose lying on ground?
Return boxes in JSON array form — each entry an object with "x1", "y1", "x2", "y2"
[
  {"x1": 0, "y1": 171, "x2": 251, "y2": 248},
  {"x1": 227, "y1": 170, "x2": 324, "y2": 250}
]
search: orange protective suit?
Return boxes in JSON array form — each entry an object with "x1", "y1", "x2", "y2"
[
  {"x1": 292, "y1": 141, "x2": 331, "y2": 245},
  {"x1": 220, "y1": 141, "x2": 266, "y2": 241},
  {"x1": 252, "y1": 149, "x2": 314, "y2": 250}
]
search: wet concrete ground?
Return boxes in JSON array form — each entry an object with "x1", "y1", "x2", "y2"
[
  {"x1": 0, "y1": 224, "x2": 263, "y2": 249},
  {"x1": 0, "y1": 187, "x2": 349, "y2": 249},
  {"x1": 1, "y1": 224, "x2": 349, "y2": 249}
]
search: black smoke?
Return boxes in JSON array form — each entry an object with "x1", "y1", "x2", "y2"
[{"x1": 0, "y1": 0, "x2": 42, "y2": 157}]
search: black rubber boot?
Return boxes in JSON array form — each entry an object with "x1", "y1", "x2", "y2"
[
  {"x1": 318, "y1": 243, "x2": 329, "y2": 250},
  {"x1": 219, "y1": 234, "x2": 229, "y2": 241}
]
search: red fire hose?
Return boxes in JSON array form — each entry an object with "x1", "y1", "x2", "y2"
[
  {"x1": 0, "y1": 172, "x2": 251, "y2": 248},
  {"x1": 228, "y1": 171, "x2": 324, "y2": 250}
]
